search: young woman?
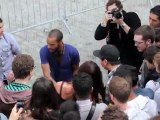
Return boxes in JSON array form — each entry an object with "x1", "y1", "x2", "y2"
[{"x1": 78, "y1": 61, "x2": 106, "y2": 103}]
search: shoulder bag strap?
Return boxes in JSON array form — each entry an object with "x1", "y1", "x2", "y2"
[{"x1": 86, "y1": 102, "x2": 96, "y2": 120}]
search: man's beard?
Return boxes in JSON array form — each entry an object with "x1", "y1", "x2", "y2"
[{"x1": 52, "y1": 44, "x2": 63, "y2": 57}]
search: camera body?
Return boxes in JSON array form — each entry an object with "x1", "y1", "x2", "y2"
[{"x1": 111, "y1": 10, "x2": 122, "y2": 19}]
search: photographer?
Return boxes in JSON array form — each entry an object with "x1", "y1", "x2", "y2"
[{"x1": 95, "y1": 0, "x2": 143, "y2": 70}]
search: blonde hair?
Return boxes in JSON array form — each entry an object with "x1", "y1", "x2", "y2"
[{"x1": 154, "y1": 52, "x2": 160, "y2": 71}]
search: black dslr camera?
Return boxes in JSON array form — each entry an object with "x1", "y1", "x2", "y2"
[{"x1": 111, "y1": 10, "x2": 122, "y2": 19}]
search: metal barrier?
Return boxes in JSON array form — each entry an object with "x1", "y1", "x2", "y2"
[
  {"x1": 0, "y1": 0, "x2": 106, "y2": 34},
  {"x1": 0, "y1": 0, "x2": 155, "y2": 34}
]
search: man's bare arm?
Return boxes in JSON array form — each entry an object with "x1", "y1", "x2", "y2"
[
  {"x1": 41, "y1": 64, "x2": 56, "y2": 84},
  {"x1": 72, "y1": 64, "x2": 79, "y2": 75}
]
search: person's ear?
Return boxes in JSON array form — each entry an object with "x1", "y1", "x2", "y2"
[
  {"x1": 109, "y1": 93, "x2": 114, "y2": 102},
  {"x1": 29, "y1": 69, "x2": 34, "y2": 77},
  {"x1": 146, "y1": 39, "x2": 152, "y2": 45},
  {"x1": 103, "y1": 59, "x2": 108, "y2": 65}
]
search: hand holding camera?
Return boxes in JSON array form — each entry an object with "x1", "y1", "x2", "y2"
[{"x1": 106, "y1": 10, "x2": 123, "y2": 24}]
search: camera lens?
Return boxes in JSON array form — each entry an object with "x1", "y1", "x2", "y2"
[{"x1": 112, "y1": 10, "x2": 122, "y2": 19}]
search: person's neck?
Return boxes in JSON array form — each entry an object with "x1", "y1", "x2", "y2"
[
  {"x1": 128, "y1": 90, "x2": 137, "y2": 101},
  {"x1": 118, "y1": 103, "x2": 128, "y2": 111},
  {"x1": 109, "y1": 64, "x2": 120, "y2": 71},
  {"x1": 59, "y1": 42, "x2": 64, "y2": 54},
  {"x1": 14, "y1": 77, "x2": 30, "y2": 84}
]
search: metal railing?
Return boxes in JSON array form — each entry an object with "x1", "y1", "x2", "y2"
[
  {"x1": 0, "y1": 0, "x2": 106, "y2": 34},
  {"x1": 0, "y1": 0, "x2": 155, "y2": 34}
]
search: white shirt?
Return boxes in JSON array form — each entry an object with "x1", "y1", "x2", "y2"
[
  {"x1": 145, "y1": 80, "x2": 160, "y2": 92},
  {"x1": 124, "y1": 107, "x2": 150, "y2": 120},
  {"x1": 127, "y1": 95, "x2": 158, "y2": 118},
  {"x1": 154, "y1": 88, "x2": 160, "y2": 113}
]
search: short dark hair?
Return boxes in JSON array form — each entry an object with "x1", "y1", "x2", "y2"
[
  {"x1": 155, "y1": 28, "x2": 160, "y2": 43},
  {"x1": 48, "y1": 29, "x2": 63, "y2": 42},
  {"x1": 134, "y1": 25, "x2": 155, "y2": 43},
  {"x1": 60, "y1": 100, "x2": 79, "y2": 116},
  {"x1": 109, "y1": 76, "x2": 131, "y2": 103},
  {"x1": 12, "y1": 54, "x2": 34, "y2": 79},
  {"x1": 62, "y1": 111, "x2": 80, "y2": 120},
  {"x1": 0, "y1": 18, "x2": 3, "y2": 23},
  {"x1": 113, "y1": 65, "x2": 138, "y2": 87},
  {"x1": 150, "y1": 5, "x2": 160, "y2": 20},
  {"x1": 101, "y1": 105, "x2": 128, "y2": 120},
  {"x1": 73, "y1": 72, "x2": 93, "y2": 99},
  {"x1": 106, "y1": 0, "x2": 123, "y2": 10},
  {"x1": 143, "y1": 45, "x2": 160, "y2": 64},
  {"x1": 78, "y1": 61, "x2": 106, "y2": 103},
  {"x1": 30, "y1": 77, "x2": 59, "y2": 119},
  {"x1": 60, "y1": 100, "x2": 80, "y2": 120}
]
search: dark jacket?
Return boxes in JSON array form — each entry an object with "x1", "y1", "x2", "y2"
[{"x1": 95, "y1": 10, "x2": 143, "y2": 70}]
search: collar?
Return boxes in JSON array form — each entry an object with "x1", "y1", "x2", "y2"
[
  {"x1": 76, "y1": 99, "x2": 91, "y2": 105},
  {"x1": 108, "y1": 64, "x2": 121, "y2": 77},
  {"x1": 107, "y1": 64, "x2": 121, "y2": 84}
]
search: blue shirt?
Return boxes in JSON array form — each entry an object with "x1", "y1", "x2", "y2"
[
  {"x1": 40, "y1": 44, "x2": 80, "y2": 82},
  {"x1": 134, "y1": 87, "x2": 154, "y2": 99},
  {"x1": 0, "y1": 113, "x2": 8, "y2": 120},
  {"x1": 0, "y1": 33, "x2": 21, "y2": 80}
]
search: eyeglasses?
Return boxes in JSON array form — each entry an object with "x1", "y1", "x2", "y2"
[{"x1": 134, "y1": 41, "x2": 144, "y2": 45}]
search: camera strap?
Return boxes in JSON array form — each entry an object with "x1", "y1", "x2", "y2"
[{"x1": 86, "y1": 102, "x2": 96, "y2": 120}]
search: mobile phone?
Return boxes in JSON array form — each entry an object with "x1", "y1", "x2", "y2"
[{"x1": 17, "y1": 100, "x2": 25, "y2": 109}]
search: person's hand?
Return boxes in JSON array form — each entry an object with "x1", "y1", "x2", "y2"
[
  {"x1": 9, "y1": 104, "x2": 23, "y2": 120},
  {"x1": 112, "y1": 16, "x2": 123, "y2": 24},
  {"x1": 105, "y1": 11, "x2": 113, "y2": 21},
  {"x1": 7, "y1": 70, "x2": 15, "y2": 82},
  {"x1": 101, "y1": 11, "x2": 112, "y2": 27}
]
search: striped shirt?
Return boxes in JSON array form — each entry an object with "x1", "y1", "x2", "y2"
[{"x1": 5, "y1": 82, "x2": 32, "y2": 91}]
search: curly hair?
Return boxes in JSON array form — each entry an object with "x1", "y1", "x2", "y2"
[
  {"x1": 101, "y1": 105, "x2": 128, "y2": 120},
  {"x1": 12, "y1": 54, "x2": 34, "y2": 79}
]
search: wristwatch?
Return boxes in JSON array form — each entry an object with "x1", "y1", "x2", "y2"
[{"x1": 120, "y1": 23, "x2": 126, "y2": 29}]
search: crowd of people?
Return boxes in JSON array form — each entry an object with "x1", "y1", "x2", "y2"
[{"x1": 0, "y1": 0, "x2": 160, "y2": 119}]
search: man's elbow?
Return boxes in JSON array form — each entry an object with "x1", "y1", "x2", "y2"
[{"x1": 94, "y1": 34, "x2": 104, "y2": 40}]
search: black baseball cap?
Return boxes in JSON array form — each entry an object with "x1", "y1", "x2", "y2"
[{"x1": 93, "y1": 44, "x2": 120, "y2": 64}]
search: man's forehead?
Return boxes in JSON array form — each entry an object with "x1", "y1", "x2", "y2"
[
  {"x1": 150, "y1": 12, "x2": 160, "y2": 20},
  {"x1": 47, "y1": 36, "x2": 58, "y2": 43},
  {"x1": 134, "y1": 34, "x2": 143, "y2": 41}
]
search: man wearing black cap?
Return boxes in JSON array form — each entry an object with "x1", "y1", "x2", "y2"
[{"x1": 93, "y1": 44, "x2": 121, "y2": 84}]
